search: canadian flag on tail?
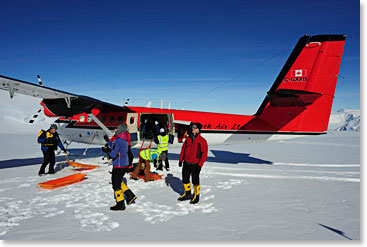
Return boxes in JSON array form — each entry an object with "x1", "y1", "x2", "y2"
[{"x1": 291, "y1": 69, "x2": 307, "y2": 77}]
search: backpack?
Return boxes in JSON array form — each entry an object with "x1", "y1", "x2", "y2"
[{"x1": 37, "y1": 129, "x2": 45, "y2": 144}]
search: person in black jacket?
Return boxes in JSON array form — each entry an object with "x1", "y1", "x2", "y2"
[{"x1": 37, "y1": 124, "x2": 66, "y2": 175}]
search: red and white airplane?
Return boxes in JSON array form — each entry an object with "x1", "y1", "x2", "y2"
[{"x1": 0, "y1": 34, "x2": 346, "y2": 149}]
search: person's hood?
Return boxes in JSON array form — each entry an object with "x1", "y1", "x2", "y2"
[
  {"x1": 115, "y1": 124, "x2": 128, "y2": 136},
  {"x1": 116, "y1": 132, "x2": 129, "y2": 141}
]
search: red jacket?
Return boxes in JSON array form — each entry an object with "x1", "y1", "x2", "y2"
[{"x1": 179, "y1": 134, "x2": 208, "y2": 167}]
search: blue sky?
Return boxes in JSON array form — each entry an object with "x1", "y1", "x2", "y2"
[{"x1": 0, "y1": 0, "x2": 360, "y2": 114}]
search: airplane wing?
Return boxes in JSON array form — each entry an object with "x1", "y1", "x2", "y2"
[
  {"x1": 0, "y1": 75, "x2": 130, "y2": 117},
  {"x1": 0, "y1": 75, "x2": 77, "y2": 99}
]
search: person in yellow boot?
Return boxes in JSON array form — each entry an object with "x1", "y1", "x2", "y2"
[
  {"x1": 104, "y1": 124, "x2": 137, "y2": 211},
  {"x1": 178, "y1": 122, "x2": 208, "y2": 204},
  {"x1": 130, "y1": 148, "x2": 161, "y2": 182}
]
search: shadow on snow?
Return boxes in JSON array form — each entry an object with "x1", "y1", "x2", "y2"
[
  {"x1": 0, "y1": 148, "x2": 272, "y2": 170},
  {"x1": 0, "y1": 148, "x2": 104, "y2": 170},
  {"x1": 166, "y1": 150, "x2": 273, "y2": 165}
]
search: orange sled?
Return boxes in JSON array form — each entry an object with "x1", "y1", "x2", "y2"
[
  {"x1": 130, "y1": 172, "x2": 164, "y2": 181},
  {"x1": 63, "y1": 154, "x2": 99, "y2": 170},
  {"x1": 38, "y1": 173, "x2": 87, "y2": 189},
  {"x1": 68, "y1": 161, "x2": 99, "y2": 170}
]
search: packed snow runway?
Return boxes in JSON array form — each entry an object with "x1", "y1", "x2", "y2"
[{"x1": 0, "y1": 132, "x2": 360, "y2": 240}]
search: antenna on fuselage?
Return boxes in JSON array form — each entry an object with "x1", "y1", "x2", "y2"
[
  {"x1": 124, "y1": 98, "x2": 130, "y2": 105},
  {"x1": 37, "y1": 75, "x2": 43, "y2": 86}
]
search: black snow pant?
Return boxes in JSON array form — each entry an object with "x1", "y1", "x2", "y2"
[
  {"x1": 182, "y1": 161, "x2": 201, "y2": 185},
  {"x1": 128, "y1": 146, "x2": 134, "y2": 166},
  {"x1": 154, "y1": 150, "x2": 169, "y2": 169},
  {"x1": 39, "y1": 148, "x2": 56, "y2": 174},
  {"x1": 111, "y1": 167, "x2": 129, "y2": 191}
]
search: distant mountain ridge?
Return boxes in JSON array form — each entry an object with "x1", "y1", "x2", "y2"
[{"x1": 328, "y1": 109, "x2": 360, "y2": 132}]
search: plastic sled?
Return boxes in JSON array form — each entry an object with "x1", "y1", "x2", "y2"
[
  {"x1": 68, "y1": 161, "x2": 99, "y2": 170},
  {"x1": 130, "y1": 172, "x2": 163, "y2": 181},
  {"x1": 38, "y1": 173, "x2": 87, "y2": 189}
]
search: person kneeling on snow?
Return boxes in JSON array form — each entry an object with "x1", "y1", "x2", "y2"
[
  {"x1": 130, "y1": 148, "x2": 162, "y2": 182},
  {"x1": 105, "y1": 124, "x2": 137, "y2": 211},
  {"x1": 178, "y1": 122, "x2": 208, "y2": 204}
]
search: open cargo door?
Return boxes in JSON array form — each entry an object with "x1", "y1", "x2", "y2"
[
  {"x1": 139, "y1": 113, "x2": 175, "y2": 144},
  {"x1": 126, "y1": 113, "x2": 139, "y2": 143}
]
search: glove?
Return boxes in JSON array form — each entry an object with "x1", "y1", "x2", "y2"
[
  {"x1": 194, "y1": 164, "x2": 202, "y2": 173},
  {"x1": 103, "y1": 134, "x2": 109, "y2": 142},
  {"x1": 102, "y1": 146, "x2": 111, "y2": 154},
  {"x1": 178, "y1": 161, "x2": 182, "y2": 167}
]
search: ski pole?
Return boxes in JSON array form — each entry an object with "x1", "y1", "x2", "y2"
[
  {"x1": 64, "y1": 153, "x2": 70, "y2": 163},
  {"x1": 59, "y1": 153, "x2": 69, "y2": 171}
]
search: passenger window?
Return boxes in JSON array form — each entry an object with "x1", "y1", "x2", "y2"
[
  {"x1": 110, "y1": 116, "x2": 115, "y2": 123},
  {"x1": 117, "y1": 116, "x2": 123, "y2": 123},
  {"x1": 101, "y1": 116, "x2": 106, "y2": 122},
  {"x1": 87, "y1": 117, "x2": 92, "y2": 122},
  {"x1": 79, "y1": 115, "x2": 85, "y2": 122}
]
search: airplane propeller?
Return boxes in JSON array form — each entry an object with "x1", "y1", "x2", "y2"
[{"x1": 28, "y1": 108, "x2": 42, "y2": 124}]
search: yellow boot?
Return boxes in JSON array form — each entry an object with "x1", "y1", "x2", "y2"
[
  {"x1": 178, "y1": 183, "x2": 191, "y2": 201},
  {"x1": 121, "y1": 182, "x2": 137, "y2": 205},
  {"x1": 190, "y1": 184, "x2": 200, "y2": 204},
  {"x1": 110, "y1": 190, "x2": 125, "y2": 211}
]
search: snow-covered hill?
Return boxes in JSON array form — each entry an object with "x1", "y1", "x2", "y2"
[
  {"x1": 0, "y1": 91, "x2": 54, "y2": 134},
  {"x1": 328, "y1": 109, "x2": 360, "y2": 132}
]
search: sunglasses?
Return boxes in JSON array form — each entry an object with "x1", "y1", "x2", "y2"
[{"x1": 192, "y1": 126, "x2": 198, "y2": 129}]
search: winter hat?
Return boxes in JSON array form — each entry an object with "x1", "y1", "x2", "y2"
[
  {"x1": 159, "y1": 128, "x2": 167, "y2": 136},
  {"x1": 151, "y1": 153, "x2": 158, "y2": 160},
  {"x1": 50, "y1": 124, "x2": 58, "y2": 130},
  {"x1": 116, "y1": 124, "x2": 128, "y2": 136},
  {"x1": 191, "y1": 122, "x2": 203, "y2": 132}
]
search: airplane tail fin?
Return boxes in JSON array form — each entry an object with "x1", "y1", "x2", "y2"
[{"x1": 251, "y1": 34, "x2": 346, "y2": 133}]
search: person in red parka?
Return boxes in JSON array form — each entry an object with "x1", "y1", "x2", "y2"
[{"x1": 178, "y1": 122, "x2": 208, "y2": 204}]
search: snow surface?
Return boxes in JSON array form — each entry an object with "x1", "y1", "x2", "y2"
[
  {"x1": 0, "y1": 90, "x2": 361, "y2": 241},
  {"x1": 0, "y1": 132, "x2": 360, "y2": 240}
]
